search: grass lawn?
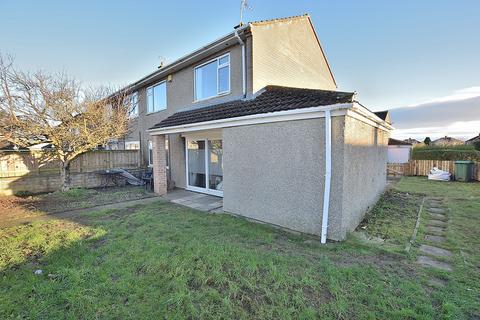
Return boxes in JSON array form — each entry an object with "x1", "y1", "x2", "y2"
[
  {"x1": 0, "y1": 186, "x2": 153, "y2": 228},
  {"x1": 0, "y1": 178, "x2": 479, "y2": 319}
]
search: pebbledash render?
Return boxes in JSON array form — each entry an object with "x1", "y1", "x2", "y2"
[{"x1": 120, "y1": 14, "x2": 393, "y2": 241}]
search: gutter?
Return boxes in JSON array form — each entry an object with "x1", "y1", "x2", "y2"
[{"x1": 234, "y1": 29, "x2": 247, "y2": 98}]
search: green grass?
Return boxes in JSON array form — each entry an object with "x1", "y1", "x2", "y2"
[
  {"x1": 0, "y1": 178, "x2": 479, "y2": 319},
  {"x1": 24, "y1": 185, "x2": 153, "y2": 213},
  {"x1": 359, "y1": 190, "x2": 422, "y2": 249}
]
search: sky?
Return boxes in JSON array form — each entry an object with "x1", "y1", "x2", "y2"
[{"x1": 0, "y1": 0, "x2": 479, "y2": 140}]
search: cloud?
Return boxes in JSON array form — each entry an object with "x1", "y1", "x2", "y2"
[
  {"x1": 392, "y1": 120, "x2": 480, "y2": 140},
  {"x1": 405, "y1": 86, "x2": 480, "y2": 107},
  {"x1": 390, "y1": 87, "x2": 480, "y2": 140}
]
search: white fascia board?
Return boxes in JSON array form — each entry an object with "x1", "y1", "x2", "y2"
[
  {"x1": 348, "y1": 102, "x2": 394, "y2": 131},
  {"x1": 148, "y1": 103, "x2": 353, "y2": 135}
]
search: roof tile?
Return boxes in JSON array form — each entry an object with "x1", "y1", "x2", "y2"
[{"x1": 151, "y1": 86, "x2": 355, "y2": 129}]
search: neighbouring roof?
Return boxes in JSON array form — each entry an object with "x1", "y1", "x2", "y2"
[
  {"x1": 388, "y1": 138, "x2": 412, "y2": 146},
  {"x1": 404, "y1": 138, "x2": 421, "y2": 144},
  {"x1": 151, "y1": 86, "x2": 355, "y2": 129},
  {"x1": 466, "y1": 134, "x2": 480, "y2": 142},
  {"x1": 432, "y1": 136, "x2": 464, "y2": 143}
]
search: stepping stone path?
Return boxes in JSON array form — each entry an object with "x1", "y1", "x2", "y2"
[
  {"x1": 426, "y1": 219, "x2": 447, "y2": 227},
  {"x1": 425, "y1": 226, "x2": 445, "y2": 235},
  {"x1": 416, "y1": 197, "x2": 454, "y2": 273}
]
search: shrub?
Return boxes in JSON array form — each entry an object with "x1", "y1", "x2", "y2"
[{"x1": 412, "y1": 145, "x2": 480, "y2": 161}]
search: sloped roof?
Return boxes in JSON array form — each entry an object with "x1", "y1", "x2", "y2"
[
  {"x1": 150, "y1": 86, "x2": 354, "y2": 129},
  {"x1": 432, "y1": 136, "x2": 464, "y2": 143},
  {"x1": 388, "y1": 138, "x2": 412, "y2": 146},
  {"x1": 466, "y1": 134, "x2": 480, "y2": 142}
]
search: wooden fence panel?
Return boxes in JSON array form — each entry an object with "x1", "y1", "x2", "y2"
[
  {"x1": 388, "y1": 160, "x2": 479, "y2": 181},
  {"x1": 0, "y1": 150, "x2": 141, "y2": 178}
]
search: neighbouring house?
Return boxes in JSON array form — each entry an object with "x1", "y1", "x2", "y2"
[
  {"x1": 465, "y1": 133, "x2": 480, "y2": 146},
  {"x1": 0, "y1": 136, "x2": 52, "y2": 151},
  {"x1": 119, "y1": 14, "x2": 393, "y2": 241},
  {"x1": 388, "y1": 138, "x2": 412, "y2": 163},
  {"x1": 404, "y1": 138, "x2": 422, "y2": 146},
  {"x1": 431, "y1": 136, "x2": 464, "y2": 147}
]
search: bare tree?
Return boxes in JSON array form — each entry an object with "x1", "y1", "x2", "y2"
[{"x1": 0, "y1": 54, "x2": 130, "y2": 191}]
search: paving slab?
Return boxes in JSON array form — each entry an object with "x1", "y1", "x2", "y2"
[
  {"x1": 428, "y1": 202, "x2": 443, "y2": 208},
  {"x1": 426, "y1": 219, "x2": 447, "y2": 227},
  {"x1": 417, "y1": 255, "x2": 452, "y2": 271},
  {"x1": 425, "y1": 234, "x2": 446, "y2": 243},
  {"x1": 428, "y1": 207, "x2": 446, "y2": 214},
  {"x1": 164, "y1": 189, "x2": 223, "y2": 212},
  {"x1": 419, "y1": 244, "x2": 453, "y2": 258},
  {"x1": 428, "y1": 213, "x2": 447, "y2": 221},
  {"x1": 426, "y1": 226, "x2": 446, "y2": 235}
]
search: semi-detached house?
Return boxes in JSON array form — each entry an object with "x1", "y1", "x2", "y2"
[{"x1": 119, "y1": 14, "x2": 393, "y2": 241}]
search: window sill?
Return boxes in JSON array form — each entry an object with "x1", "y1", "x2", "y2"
[
  {"x1": 193, "y1": 91, "x2": 230, "y2": 104},
  {"x1": 146, "y1": 109, "x2": 167, "y2": 115}
]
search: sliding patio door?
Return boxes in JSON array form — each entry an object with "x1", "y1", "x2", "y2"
[{"x1": 186, "y1": 138, "x2": 223, "y2": 197}]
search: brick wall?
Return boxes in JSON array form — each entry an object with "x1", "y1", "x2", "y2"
[{"x1": 151, "y1": 134, "x2": 167, "y2": 195}]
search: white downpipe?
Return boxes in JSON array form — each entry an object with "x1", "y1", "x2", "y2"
[
  {"x1": 321, "y1": 109, "x2": 332, "y2": 244},
  {"x1": 234, "y1": 30, "x2": 247, "y2": 97}
]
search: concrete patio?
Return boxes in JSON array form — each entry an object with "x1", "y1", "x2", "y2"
[{"x1": 162, "y1": 189, "x2": 223, "y2": 212}]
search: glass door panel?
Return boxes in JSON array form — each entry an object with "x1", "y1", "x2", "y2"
[
  {"x1": 187, "y1": 140, "x2": 206, "y2": 188},
  {"x1": 208, "y1": 140, "x2": 223, "y2": 192}
]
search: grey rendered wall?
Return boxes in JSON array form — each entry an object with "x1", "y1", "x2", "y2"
[
  {"x1": 222, "y1": 117, "x2": 345, "y2": 238},
  {"x1": 251, "y1": 16, "x2": 336, "y2": 93},
  {"x1": 339, "y1": 116, "x2": 389, "y2": 238}
]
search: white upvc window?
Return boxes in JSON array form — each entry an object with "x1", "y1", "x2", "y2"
[
  {"x1": 147, "y1": 81, "x2": 167, "y2": 113},
  {"x1": 148, "y1": 138, "x2": 170, "y2": 169},
  {"x1": 125, "y1": 140, "x2": 140, "y2": 150},
  {"x1": 148, "y1": 140, "x2": 153, "y2": 166},
  {"x1": 194, "y1": 53, "x2": 230, "y2": 101},
  {"x1": 129, "y1": 92, "x2": 138, "y2": 117}
]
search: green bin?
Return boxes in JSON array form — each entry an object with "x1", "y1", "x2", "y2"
[{"x1": 455, "y1": 161, "x2": 474, "y2": 182}]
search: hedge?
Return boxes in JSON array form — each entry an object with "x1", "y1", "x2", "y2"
[{"x1": 412, "y1": 148, "x2": 480, "y2": 161}]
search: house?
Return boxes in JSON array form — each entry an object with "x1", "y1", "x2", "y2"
[
  {"x1": 431, "y1": 136, "x2": 464, "y2": 147},
  {"x1": 465, "y1": 133, "x2": 480, "y2": 146},
  {"x1": 388, "y1": 138, "x2": 412, "y2": 163},
  {"x1": 120, "y1": 14, "x2": 392, "y2": 241},
  {"x1": 404, "y1": 138, "x2": 422, "y2": 145}
]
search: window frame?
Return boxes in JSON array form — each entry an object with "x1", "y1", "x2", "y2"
[
  {"x1": 193, "y1": 52, "x2": 231, "y2": 102},
  {"x1": 147, "y1": 138, "x2": 170, "y2": 169},
  {"x1": 148, "y1": 140, "x2": 153, "y2": 167},
  {"x1": 128, "y1": 92, "x2": 139, "y2": 118},
  {"x1": 125, "y1": 140, "x2": 140, "y2": 150},
  {"x1": 146, "y1": 80, "x2": 167, "y2": 114}
]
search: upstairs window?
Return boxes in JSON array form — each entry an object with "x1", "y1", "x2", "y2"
[
  {"x1": 129, "y1": 92, "x2": 138, "y2": 117},
  {"x1": 194, "y1": 53, "x2": 230, "y2": 101},
  {"x1": 147, "y1": 81, "x2": 167, "y2": 113}
]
